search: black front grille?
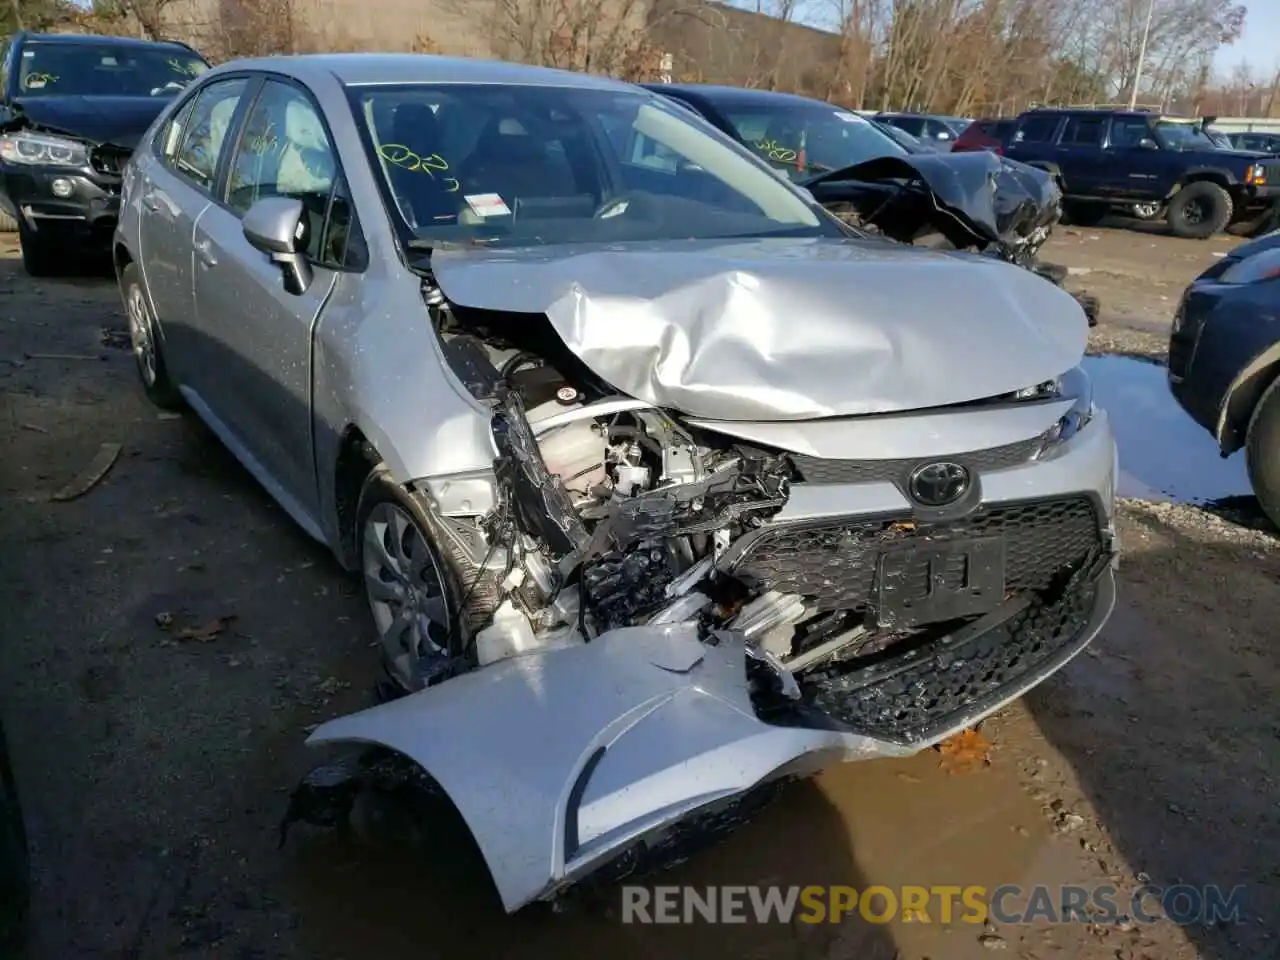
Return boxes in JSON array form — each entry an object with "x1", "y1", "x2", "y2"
[
  {"x1": 1265, "y1": 161, "x2": 1280, "y2": 184},
  {"x1": 791, "y1": 437, "x2": 1041, "y2": 485},
  {"x1": 802, "y1": 574, "x2": 1101, "y2": 744},
  {"x1": 729, "y1": 495, "x2": 1103, "y2": 612},
  {"x1": 90, "y1": 146, "x2": 131, "y2": 178}
]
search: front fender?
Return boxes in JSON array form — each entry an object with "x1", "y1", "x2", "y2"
[{"x1": 304, "y1": 624, "x2": 905, "y2": 912}]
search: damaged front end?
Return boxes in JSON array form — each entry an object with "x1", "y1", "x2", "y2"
[
  {"x1": 803, "y1": 151, "x2": 1099, "y2": 325},
  {"x1": 286, "y1": 261, "x2": 1118, "y2": 912}
]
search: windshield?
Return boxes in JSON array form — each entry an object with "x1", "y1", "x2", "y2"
[
  {"x1": 1154, "y1": 122, "x2": 1219, "y2": 151},
  {"x1": 349, "y1": 84, "x2": 834, "y2": 249},
  {"x1": 718, "y1": 103, "x2": 907, "y2": 180},
  {"x1": 16, "y1": 42, "x2": 208, "y2": 98}
]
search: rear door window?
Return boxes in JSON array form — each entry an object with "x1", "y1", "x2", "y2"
[
  {"x1": 168, "y1": 77, "x2": 250, "y2": 191},
  {"x1": 1014, "y1": 114, "x2": 1061, "y2": 143},
  {"x1": 889, "y1": 116, "x2": 924, "y2": 137},
  {"x1": 1062, "y1": 116, "x2": 1106, "y2": 146},
  {"x1": 1109, "y1": 118, "x2": 1153, "y2": 148}
]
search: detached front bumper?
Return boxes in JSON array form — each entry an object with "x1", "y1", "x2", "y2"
[
  {"x1": 306, "y1": 566, "x2": 1115, "y2": 913},
  {"x1": 0, "y1": 160, "x2": 122, "y2": 246}
]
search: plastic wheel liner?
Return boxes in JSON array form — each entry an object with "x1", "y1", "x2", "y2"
[{"x1": 292, "y1": 566, "x2": 1115, "y2": 913}]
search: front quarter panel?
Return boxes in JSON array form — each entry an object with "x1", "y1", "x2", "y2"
[{"x1": 302, "y1": 66, "x2": 497, "y2": 550}]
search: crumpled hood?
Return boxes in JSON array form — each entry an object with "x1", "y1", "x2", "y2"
[
  {"x1": 11, "y1": 95, "x2": 172, "y2": 149},
  {"x1": 431, "y1": 236, "x2": 1087, "y2": 422}
]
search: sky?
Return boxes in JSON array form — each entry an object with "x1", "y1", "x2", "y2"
[{"x1": 1216, "y1": 3, "x2": 1280, "y2": 76}]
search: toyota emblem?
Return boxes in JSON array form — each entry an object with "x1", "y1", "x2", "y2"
[{"x1": 908, "y1": 461, "x2": 971, "y2": 507}]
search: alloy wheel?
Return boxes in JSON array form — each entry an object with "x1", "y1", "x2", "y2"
[
  {"x1": 361, "y1": 501, "x2": 452, "y2": 691},
  {"x1": 125, "y1": 283, "x2": 157, "y2": 387}
]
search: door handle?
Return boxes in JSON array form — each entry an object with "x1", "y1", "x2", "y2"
[
  {"x1": 141, "y1": 195, "x2": 160, "y2": 212},
  {"x1": 194, "y1": 238, "x2": 217, "y2": 268}
]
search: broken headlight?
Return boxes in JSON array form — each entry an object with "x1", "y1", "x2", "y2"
[
  {"x1": 0, "y1": 131, "x2": 89, "y2": 167},
  {"x1": 1021, "y1": 365, "x2": 1094, "y2": 456}
]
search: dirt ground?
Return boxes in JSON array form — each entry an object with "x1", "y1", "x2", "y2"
[{"x1": 1, "y1": 224, "x2": 1277, "y2": 960}]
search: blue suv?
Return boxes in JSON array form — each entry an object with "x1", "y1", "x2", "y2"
[{"x1": 1002, "y1": 108, "x2": 1280, "y2": 238}]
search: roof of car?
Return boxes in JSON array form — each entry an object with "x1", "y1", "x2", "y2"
[
  {"x1": 18, "y1": 31, "x2": 195, "y2": 50},
  {"x1": 216, "y1": 53, "x2": 638, "y2": 91},
  {"x1": 647, "y1": 83, "x2": 839, "y2": 110}
]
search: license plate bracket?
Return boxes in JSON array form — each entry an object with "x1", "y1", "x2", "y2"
[{"x1": 875, "y1": 537, "x2": 1006, "y2": 629}]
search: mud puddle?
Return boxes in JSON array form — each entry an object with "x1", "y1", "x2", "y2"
[
  {"x1": 1083, "y1": 354, "x2": 1252, "y2": 504},
  {"x1": 281, "y1": 747, "x2": 1078, "y2": 959}
]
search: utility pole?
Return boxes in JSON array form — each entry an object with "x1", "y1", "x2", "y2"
[{"x1": 1129, "y1": 0, "x2": 1157, "y2": 111}]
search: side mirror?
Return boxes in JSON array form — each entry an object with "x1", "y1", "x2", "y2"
[
  {"x1": 243, "y1": 196, "x2": 312, "y2": 295},
  {"x1": 1138, "y1": 138, "x2": 1159, "y2": 150}
]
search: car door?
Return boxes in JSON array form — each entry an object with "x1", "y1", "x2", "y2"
[
  {"x1": 135, "y1": 76, "x2": 251, "y2": 386},
  {"x1": 1055, "y1": 114, "x2": 1107, "y2": 194},
  {"x1": 1005, "y1": 113, "x2": 1062, "y2": 168},
  {"x1": 189, "y1": 76, "x2": 347, "y2": 524},
  {"x1": 1100, "y1": 116, "x2": 1172, "y2": 198}
]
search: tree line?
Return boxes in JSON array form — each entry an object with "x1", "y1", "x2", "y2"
[{"x1": 2, "y1": 0, "x2": 1271, "y2": 119}]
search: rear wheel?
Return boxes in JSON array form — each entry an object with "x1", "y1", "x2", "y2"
[
  {"x1": 1166, "y1": 182, "x2": 1232, "y2": 239},
  {"x1": 1245, "y1": 375, "x2": 1280, "y2": 531},
  {"x1": 120, "y1": 262, "x2": 183, "y2": 410}
]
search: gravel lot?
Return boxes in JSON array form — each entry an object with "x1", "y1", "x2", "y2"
[{"x1": 1, "y1": 225, "x2": 1277, "y2": 960}]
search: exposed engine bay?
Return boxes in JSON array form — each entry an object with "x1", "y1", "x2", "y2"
[{"x1": 427, "y1": 289, "x2": 803, "y2": 679}]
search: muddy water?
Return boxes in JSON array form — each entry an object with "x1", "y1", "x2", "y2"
[
  {"x1": 1083, "y1": 355, "x2": 1252, "y2": 504},
  {"x1": 283, "y1": 745, "x2": 1073, "y2": 959}
]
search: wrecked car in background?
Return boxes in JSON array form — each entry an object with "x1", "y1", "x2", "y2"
[
  {"x1": 114, "y1": 53, "x2": 1120, "y2": 913},
  {"x1": 0, "y1": 31, "x2": 209, "y2": 275},
  {"x1": 643, "y1": 83, "x2": 1097, "y2": 324}
]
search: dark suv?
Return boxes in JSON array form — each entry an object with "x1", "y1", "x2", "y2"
[
  {"x1": 0, "y1": 31, "x2": 209, "y2": 275},
  {"x1": 1002, "y1": 108, "x2": 1280, "y2": 238}
]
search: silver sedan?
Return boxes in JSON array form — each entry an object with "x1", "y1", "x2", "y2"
[{"x1": 114, "y1": 54, "x2": 1118, "y2": 913}]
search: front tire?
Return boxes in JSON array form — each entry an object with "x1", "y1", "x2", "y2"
[
  {"x1": 356, "y1": 467, "x2": 464, "y2": 694},
  {"x1": 1166, "y1": 182, "x2": 1232, "y2": 239},
  {"x1": 120, "y1": 262, "x2": 183, "y2": 411},
  {"x1": 1245, "y1": 375, "x2": 1280, "y2": 531}
]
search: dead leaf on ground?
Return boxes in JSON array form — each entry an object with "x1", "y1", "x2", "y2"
[
  {"x1": 50, "y1": 442, "x2": 122, "y2": 501},
  {"x1": 154, "y1": 611, "x2": 174, "y2": 628},
  {"x1": 937, "y1": 728, "x2": 992, "y2": 774},
  {"x1": 174, "y1": 615, "x2": 238, "y2": 642}
]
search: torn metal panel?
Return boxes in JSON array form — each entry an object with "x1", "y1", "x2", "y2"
[
  {"x1": 802, "y1": 150, "x2": 1061, "y2": 263},
  {"x1": 302, "y1": 625, "x2": 904, "y2": 912},
  {"x1": 430, "y1": 236, "x2": 1088, "y2": 423}
]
